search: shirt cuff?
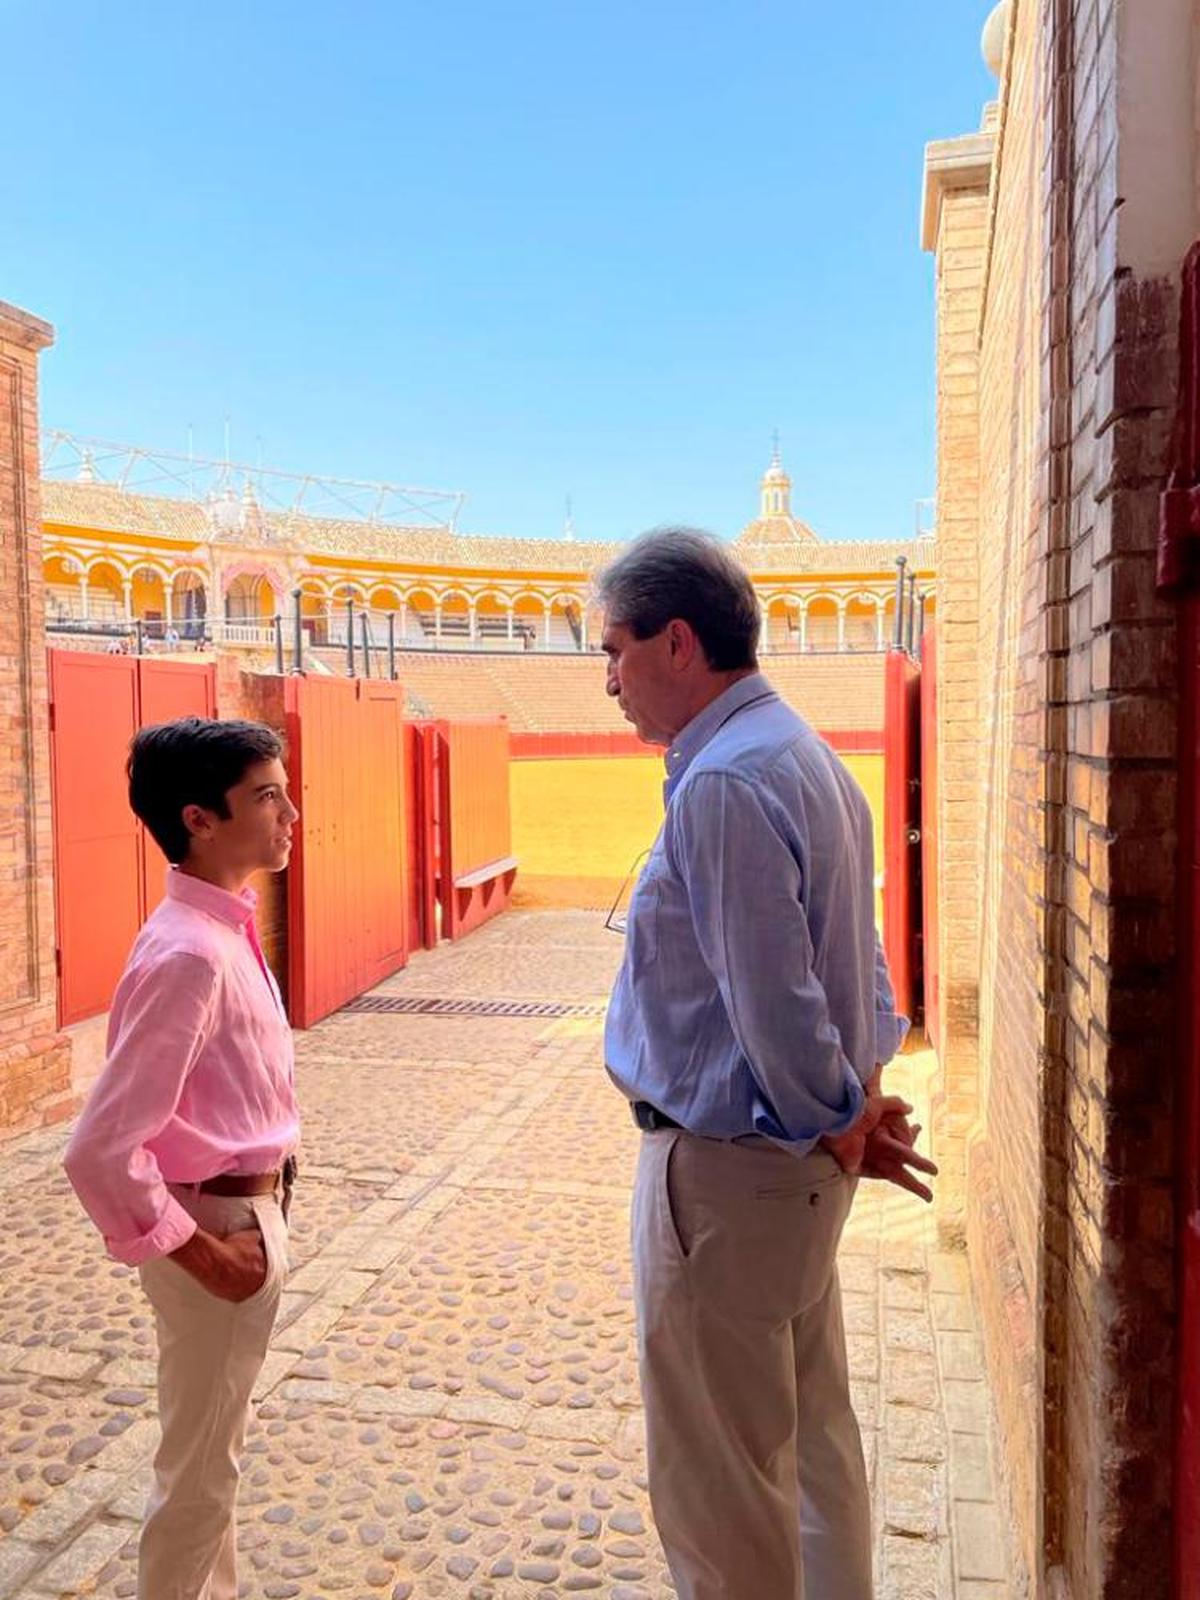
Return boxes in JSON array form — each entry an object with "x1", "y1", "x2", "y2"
[
  {"x1": 875, "y1": 1009, "x2": 911, "y2": 1065},
  {"x1": 821, "y1": 1066, "x2": 866, "y2": 1139},
  {"x1": 105, "y1": 1195, "x2": 198, "y2": 1266},
  {"x1": 750, "y1": 1065, "x2": 865, "y2": 1144}
]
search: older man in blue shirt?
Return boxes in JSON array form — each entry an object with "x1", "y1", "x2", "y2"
[{"x1": 599, "y1": 528, "x2": 935, "y2": 1600}]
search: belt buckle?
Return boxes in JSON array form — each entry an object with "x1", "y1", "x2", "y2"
[{"x1": 632, "y1": 1101, "x2": 669, "y2": 1132}]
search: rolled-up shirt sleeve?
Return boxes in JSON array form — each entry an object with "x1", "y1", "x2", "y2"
[
  {"x1": 63, "y1": 952, "x2": 217, "y2": 1265},
  {"x1": 674, "y1": 771, "x2": 865, "y2": 1144},
  {"x1": 874, "y1": 931, "x2": 911, "y2": 1064}
]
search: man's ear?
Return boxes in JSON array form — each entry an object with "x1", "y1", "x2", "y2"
[
  {"x1": 666, "y1": 618, "x2": 698, "y2": 667},
  {"x1": 181, "y1": 802, "x2": 213, "y2": 843}
]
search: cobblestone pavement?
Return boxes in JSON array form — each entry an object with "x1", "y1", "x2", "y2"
[{"x1": 0, "y1": 912, "x2": 1013, "y2": 1599}]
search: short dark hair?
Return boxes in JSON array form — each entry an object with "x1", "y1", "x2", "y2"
[
  {"x1": 595, "y1": 526, "x2": 760, "y2": 671},
  {"x1": 128, "y1": 717, "x2": 284, "y2": 864}
]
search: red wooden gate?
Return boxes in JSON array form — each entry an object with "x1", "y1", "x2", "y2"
[
  {"x1": 1157, "y1": 238, "x2": 1200, "y2": 1600},
  {"x1": 920, "y1": 629, "x2": 940, "y2": 1051},
  {"x1": 49, "y1": 650, "x2": 217, "y2": 1026},
  {"x1": 285, "y1": 676, "x2": 411, "y2": 1028},
  {"x1": 403, "y1": 722, "x2": 440, "y2": 953},
  {"x1": 882, "y1": 647, "x2": 923, "y2": 1023},
  {"x1": 434, "y1": 718, "x2": 517, "y2": 940}
]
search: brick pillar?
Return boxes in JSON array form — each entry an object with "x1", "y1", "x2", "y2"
[
  {"x1": 920, "y1": 127, "x2": 994, "y2": 1235},
  {"x1": 0, "y1": 302, "x2": 71, "y2": 1133}
]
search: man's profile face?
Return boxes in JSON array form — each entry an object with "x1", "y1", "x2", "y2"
[
  {"x1": 601, "y1": 620, "x2": 677, "y2": 746},
  {"x1": 184, "y1": 757, "x2": 299, "y2": 879}
]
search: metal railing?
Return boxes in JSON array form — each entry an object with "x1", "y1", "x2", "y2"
[{"x1": 890, "y1": 557, "x2": 927, "y2": 659}]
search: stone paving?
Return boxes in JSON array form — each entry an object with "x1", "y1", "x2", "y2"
[{"x1": 0, "y1": 911, "x2": 1013, "y2": 1598}]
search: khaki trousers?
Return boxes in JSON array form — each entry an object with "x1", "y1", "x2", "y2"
[
  {"x1": 137, "y1": 1187, "x2": 289, "y2": 1600},
  {"x1": 633, "y1": 1130, "x2": 871, "y2": 1600}
]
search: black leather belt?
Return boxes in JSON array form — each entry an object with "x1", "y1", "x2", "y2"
[{"x1": 631, "y1": 1101, "x2": 682, "y2": 1132}]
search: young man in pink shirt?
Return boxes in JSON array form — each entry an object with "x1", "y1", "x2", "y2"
[{"x1": 65, "y1": 717, "x2": 301, "y2": 1600}]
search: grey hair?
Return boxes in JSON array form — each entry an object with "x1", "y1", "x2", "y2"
[{"x1": 594, "y1": 526, "x2": 761, "y2": 671}]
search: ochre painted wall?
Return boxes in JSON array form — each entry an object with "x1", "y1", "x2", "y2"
[{"x1": 510, "y1": 752, "x2": 885, "y2": 914}]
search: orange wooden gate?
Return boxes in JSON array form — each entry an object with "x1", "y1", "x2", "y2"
[
  {"x1": 403, "y1": 721, "x2": 440, "y2": 953},
  {"x1": 49, "y1": 650, "x2": 217, "y2": 1027},
  {"x1": 284, "y1": 676, "x2": 411, "y2": 1027},
  {"x1": 920, "y1": 629, "x2": 940, "y2": 1050},
  {"x1": 882, "y1": 646, "x2": 923, "y2": 1023},
  {"x1": 434, "y1": 718, "x2": 517, "y2": 940}
]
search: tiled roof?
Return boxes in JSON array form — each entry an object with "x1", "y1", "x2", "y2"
[
  {"x1": 41, "y1": 479, "x2": 935, "y2": 579},
  {"x1": 736, "y1": 513, "x2": 820, "y2": 547}
]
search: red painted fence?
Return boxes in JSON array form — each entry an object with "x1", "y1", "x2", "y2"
[
  {"x1": 47, "y1": 654, "x2": 516, "y2": 1032},
  {"x1": 48, "y1": 650, "x2": 217, "y2": 1026},
  {"x1": 284, "y1": 677, "x2": 411, "y2": 1029},
  {"x1": 882, "y1": 647, "x2": 923, "y2": 1023},
  {"x1": 434, "y1": 718, "x2": 517, "y2": 940},
  {"x1": 920, "y1": 630, "x2": 940, "y2": 1050}
]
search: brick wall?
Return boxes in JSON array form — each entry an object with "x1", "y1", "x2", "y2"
[
  {"x1": 922, "y1": 138, "x2": 991, "y2": 1227},
  {"x1": 925, "y1": 0, "x2": 1195, "y2": 1590},
  {"x1": 1046, "y1": 0, "x2": 1187, "y2": 1589},
  {"x1": 0, "y1": 303, "x2": 71, "y2": 1134}
]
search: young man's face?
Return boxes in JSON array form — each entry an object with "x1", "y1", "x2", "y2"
[{"x1": 184, "y1": 757, "x2": 299, "y2": 883}]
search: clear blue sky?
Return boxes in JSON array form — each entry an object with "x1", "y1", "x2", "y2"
[{"x1": 4, "y1": 1, "x2": 994, "y2": 545}]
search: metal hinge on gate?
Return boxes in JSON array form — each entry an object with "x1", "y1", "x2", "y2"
[{"x1": 53, "y1": 947, "x2": 62, "y2": 976}]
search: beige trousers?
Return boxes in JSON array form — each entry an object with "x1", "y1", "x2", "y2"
[
  {"x1": 633, "y1": 1130, "x2": 871, "y2": 1600},
  {"x1": 137, "y1": 1187, "x2": 289, "y2": 1600}
]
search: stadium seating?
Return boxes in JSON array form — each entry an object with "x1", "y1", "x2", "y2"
[{"x1": 391, "y1": 651, "x2": 885, "y2": 735}]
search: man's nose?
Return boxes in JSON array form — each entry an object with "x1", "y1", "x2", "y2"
[{"x1": 606, "y1": 667, "x2": 619, "y2": 697}]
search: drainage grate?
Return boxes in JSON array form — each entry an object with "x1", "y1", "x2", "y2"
[{"x1": 342, "y1": 995, "x2": 606, "y2": 1020}]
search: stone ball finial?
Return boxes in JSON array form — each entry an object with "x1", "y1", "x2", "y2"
[{"x1": 981, "y1": 1, "x2": 1008, "y2": 77}]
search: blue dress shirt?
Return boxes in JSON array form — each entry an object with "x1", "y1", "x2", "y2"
[{"x1": 605, "y1": 673, "x2": 909, "y2": 1150}]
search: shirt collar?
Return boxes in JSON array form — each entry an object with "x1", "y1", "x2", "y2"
[
  {"x1": 664, "y1": 671, "x2": 776, "y2": 791},
  {"x1": 166, "y1": 866, "x2": 258, "y2": 930}
]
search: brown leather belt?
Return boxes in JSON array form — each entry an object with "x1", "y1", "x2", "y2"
[{"x1": 196, "y1": 1171, "x2": 280, "y2": 1197}]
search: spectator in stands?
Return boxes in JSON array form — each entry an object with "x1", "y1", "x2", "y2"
[
  {"x1": 63, "y1": 718, "x2": 300, "y2": 1600},
  {"x1": 104, "y1": 636, "x2": 125, "y2": 655},
  {"x1": 163, "y1": 624, "x2": 181, "y2": 651},
  {"x1": 596, "y1": 527, "x2": 935, "y2": 1600}
]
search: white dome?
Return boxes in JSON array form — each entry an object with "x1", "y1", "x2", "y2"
[{"x1": 981, "y1": 2, "x2": 1008, "y2": 77}]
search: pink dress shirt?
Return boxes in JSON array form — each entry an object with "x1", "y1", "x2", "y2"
[{"x1": 64, "y1": 867, "x2": 300, "y2": 1266}]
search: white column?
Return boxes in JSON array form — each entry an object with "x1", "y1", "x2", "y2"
[
  {"x1": 79, "y1": 575, "x2": 89, "y2": 620},
  {"x1": 543, "y1": 608, "x2": 551, "y2": 648},
  {"x1": 434, "y1": 604, "x2": 443, "y2": 645},
  {"x1": 123, "y1": 580, "x2": 134, "y2": 623},
  {"x1": 164, "y1": 583, "x2": 173, "y2": 627},
  {"x1": 506, "y1": 608, "x2": 515, "y2": 642},
  {"x1": 836, "y1": 600, "x2": 846, "y2": 652},
  {"x1": 399, "y1": 600, "x2": 407, "y2": 642},
  {"x1": 579, "y1": 607, "x2": 588, "y2": 650},
  {"x1": 876, "y1": 601, "x2": 886, "y2": 650},
  {"x1": 758, "y1": 608, "x2": 770, "y2": 656},
  {"x1": 799, "y1": 604, "x2": 808, "y2": 652},
  {"x1": 468, "y1": 603, "x2": 477, "y2": 644}
]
